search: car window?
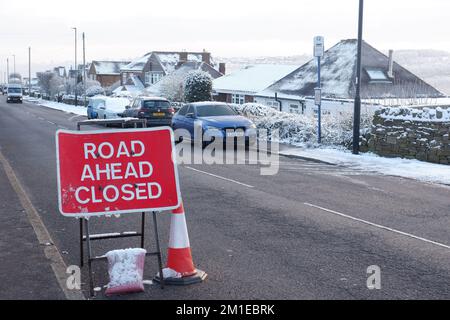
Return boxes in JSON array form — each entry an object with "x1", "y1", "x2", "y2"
[
  {"x1": 142, "y1": 100, "x2": 170, "y2": 109},
  {"x1": 195, "y1": 105, "x2": 237, "y2": 117},
  {"x1": 8, "y1": 87, "x2": 22, "y2": 93},
  {"x1": 131, "y1": 99, "x2": 139, "y2": 108},
  {"x1": 186, "y1": 106, "x2": 195, "y2": 115},
  {"x1": 177, "y1": 105, "x2": 188, "y2": 116}
]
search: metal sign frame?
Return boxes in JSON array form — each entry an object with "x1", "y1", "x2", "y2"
[{"x1": 73, "y1": 118, "x2": 165, "y2": 298}]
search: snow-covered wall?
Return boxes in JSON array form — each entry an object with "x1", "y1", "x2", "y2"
[{"x1": 367, "y1": 106, "x2": 450, "y2": 164}]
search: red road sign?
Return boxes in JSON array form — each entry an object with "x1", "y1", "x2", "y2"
[{"x1": 56, "y1": 127, "x2": 181, "y2": 217}]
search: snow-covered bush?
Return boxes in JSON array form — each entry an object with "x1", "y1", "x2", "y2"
[
  {"x1": 232, "y1": 103, "x2": 375, "y2": 148},
  {"x1": 184, "y1": 70, "x2": 212, "y2": 102},
  {"x1": 158, "y1": 73, "x2": 186, "y2": 102},
  {"x1": 86, "y1": 85, "x2": 105, "y2": 97}
]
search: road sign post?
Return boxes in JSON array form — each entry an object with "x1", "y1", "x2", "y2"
[{"x1": 314, "y1": 36, "x2": 324, "y2": 144}]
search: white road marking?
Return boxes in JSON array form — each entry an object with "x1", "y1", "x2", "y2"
[
  {"x1": 304, "y1": 202, "x2": 450, "y2": 250},
  {"x1": 0, "y1": 150, "x2": 85, "y2": 300},
  {"x1": 57, "y1": 125, "x2": 68, "y2": 130},
  {"x1": 47, "y1": 120, "x2": 56, "y2": 125},
  {"x1": 68, "y1": 114, "x2": 83, "y2": 121},
  {"x1": 185, "y1": 166, "x2": 254, "y2": 188}
]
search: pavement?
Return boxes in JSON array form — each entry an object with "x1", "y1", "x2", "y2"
[{"x1": 0, "y1": 96, "x2": 449, "y2": 300}]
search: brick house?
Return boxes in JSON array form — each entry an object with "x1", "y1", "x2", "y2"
[
  {"x1": 120, "y1": 51, "x2": 224, "y2": 88},
  {"x1": 88, "y1": 61, "x2": 130, "y2": 88}
]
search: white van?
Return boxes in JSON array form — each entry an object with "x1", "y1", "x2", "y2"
[{"x1": 6, "y1": 84, "x2": 23, "y2": 103}]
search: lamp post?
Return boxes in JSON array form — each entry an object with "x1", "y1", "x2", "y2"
[
  {"x1": 6, "y1": 58, "x2": 9, "y2": 83},
  {"x1": 72, "y1": 27, "x2": 78, "y2": 106},
  {"x1": 28, "y1": 47, "x2": 31, "y2": 95},
  {"x1": 13, "y1": 54, "x2": 16, "y2": 75},
  {"x1": 352, "y1": 0, "x2": 364, "y2": 154}
]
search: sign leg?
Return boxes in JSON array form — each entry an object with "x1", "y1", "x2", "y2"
[
  {"x1": 140, "y1": 212, "x2": 145, "y2": 249},
  {"x1": 152, "y1": 211, "x2": 164, "y2": 289},
  {"x1": 84, "y1": 218, "x2": 95, "y2": 297},
  {"x1": 79, "y1": 218, "x2": 84, "y2": 267}
]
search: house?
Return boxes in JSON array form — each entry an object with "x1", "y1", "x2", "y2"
[
  {"x1": 53, "y1": 66, "x2": 67, "y2": 78},
  {"x1": 88, "y1": 61, "x2": 130, "y2": 88},
  {"x1": 145, "y1": 60, "x2": 224, "y2": 99},
  {"x1": 213, "y1": 64, "x2": 298, "y2": 104},
  {"x1": 254, "y1": 39, "x2": 444, "y2": 114},
  {"x1": 118, "y1": 50, "x2": 224, "y2": 95}
]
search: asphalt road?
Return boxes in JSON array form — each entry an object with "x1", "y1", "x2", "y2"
[{"x1": 0, "y1": 97, "x2": 449, "y2": 300}]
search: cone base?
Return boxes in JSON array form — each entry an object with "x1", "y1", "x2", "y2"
[{"x1": 154, "y1": 269, "x2": 207, "y2": 286}]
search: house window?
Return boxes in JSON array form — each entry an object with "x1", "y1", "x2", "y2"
[
  {"x1": 231, "y1": 94, "x2": 245, "y2": 104},
  {"x1": 290, "y1": 104, "x2": 299, "y2": 114},
  {"x1": 145, "y1": 72, "x2": 163, "y2": 85},
  {"x1": 365, "y1": 68, "x2": 391, "y2": 83}
]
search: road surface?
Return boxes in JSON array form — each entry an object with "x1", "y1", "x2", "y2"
[{"x1": 0, "y1": 97, "x2": 449, "y2": 299}]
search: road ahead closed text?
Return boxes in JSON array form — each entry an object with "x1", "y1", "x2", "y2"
[{"x1": 56, "y1": 128, "x2": 180, "y2": 216}]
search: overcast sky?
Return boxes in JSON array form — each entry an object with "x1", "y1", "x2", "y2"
[{"x1": 1, "y1": 0, "x2": 450, "y2": 77}]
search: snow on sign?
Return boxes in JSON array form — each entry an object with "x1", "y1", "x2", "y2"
[{"x1": 56, "y1": 127, "x2": 181, "y2": 217}]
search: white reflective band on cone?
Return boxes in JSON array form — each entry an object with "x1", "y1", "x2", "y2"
[{"x1": 168, "y1": 213, "x2": 191, "y2": 248}]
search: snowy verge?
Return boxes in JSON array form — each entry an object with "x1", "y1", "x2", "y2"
[
  {"x1": 24, "y1": 97, "x2": 87, "y2": 116},
  {"x1": 280, "y1": 147, "x2": 450, "y2": 185}
]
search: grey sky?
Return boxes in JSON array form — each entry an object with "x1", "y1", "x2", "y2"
[{"x1": 1, "y1": 0, "x2": 450, "y2": 77}]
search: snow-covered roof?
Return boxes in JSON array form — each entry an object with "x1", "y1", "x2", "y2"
[
  {"x1": 91, "y1": 61, "x2": 130, "y2": 75},
  {"x1": 213, "y1": 64, "x2": 298, "y2": 94},
  {"x1": 121, "y1": 51, "x2": 217, "y2": 74},
  {"x1": 145, "y1": 61, "x2": 222, "y2": 96},
  {"x1": 258, "y1": 39, "x2": 443, "y2": 100}
]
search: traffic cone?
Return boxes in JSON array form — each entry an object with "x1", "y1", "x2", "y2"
[{"x1": 154, "y1": 202, "x2": 207, "y2": 285}]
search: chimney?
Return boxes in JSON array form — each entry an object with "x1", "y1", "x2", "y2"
[
  {"x1": 388, "y1": 49, "x2": 394, "y2": 78},
  {"x1": 219, "y1": 63, "x2": 226, "y2": 75},
  {"x1": 179, "y1": 51, "x2": 188, "y2": 62},
  {"x1": 201, "y1": 49, "x2": 211, "y2": 65}
]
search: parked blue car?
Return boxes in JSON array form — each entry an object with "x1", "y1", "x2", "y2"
[{"x1": 171, "y1": 102, "x2": 257, "y2": 147}]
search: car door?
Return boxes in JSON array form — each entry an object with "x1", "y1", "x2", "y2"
[
  {"x1": 183, "y1": 105, "x2": 197, "y2": 137},
  {"x1": 172, "y1": 105, "x2": 188, "y2": 130}
]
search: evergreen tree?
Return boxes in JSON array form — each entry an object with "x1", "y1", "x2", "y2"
[{"x1": 184, "y1": 70, "x2": 213, "y2": 102}]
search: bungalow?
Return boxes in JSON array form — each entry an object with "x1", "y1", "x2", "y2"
[
  {"x1": 212, "y1": 64, "x2": 298, "y2": 104},
  {"x1": 88, "y1": 61, "x2": 130, "y2": 88},
  {"x1": 254, "y1": 39, "x2": 444, "y2": 114},
  {"x1": 118, "y1": 51, "x2": 224, "y2": 95}
]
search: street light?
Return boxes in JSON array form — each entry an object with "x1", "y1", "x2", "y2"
[
  {"x1": 314, "y1": 36, "x2": 324, "y2": 144},
  {"x1": 352, "y1": 0, "x2": 364, "y2": 154},
  {"x1": 72, "y1": 27, "x2": 78, "y2": 106},
  {"x1": 13, "y1": 54, "x2": 16, "y2": 75}
]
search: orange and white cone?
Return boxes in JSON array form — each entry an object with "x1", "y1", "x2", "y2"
[{"x1": 154, "y1": 202, "x2": 207, "y2": 285}]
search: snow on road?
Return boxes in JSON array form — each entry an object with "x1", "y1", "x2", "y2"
[
  {"x1": 281, "y1": 147, "x2": 450, "y2": 185},
  {"x1": 24, "y1": 97, "x2": 87, "y2": 116}
]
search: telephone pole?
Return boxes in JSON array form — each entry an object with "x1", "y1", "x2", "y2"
[
  {"x1": 29, "y1": 47, "x2": 32, "y2": 95},
  {"x1": 352, "y1": 0, "x2": 364, "y2": 154},
  {"x1": 6, "y1": 58, "x2": 9, "y2": 83},
  {"x1": 72, "y1": 27, "x2": 78, "y2": 106},
  {"x1": 82, "y1": 32, "x2": 86, "y2": 107}
]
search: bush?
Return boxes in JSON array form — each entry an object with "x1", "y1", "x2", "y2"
[
  {"x1": 86, "y1": 85, "x2": 105, "y2": 97},
  {"x1": 232, "y1": 103, "x2": 375, "y2": 148},
  {"x1": 184, "y1": 70, "x2": 212, "y2": 102}
]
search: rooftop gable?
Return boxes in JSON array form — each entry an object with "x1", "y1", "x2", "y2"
[{"x1": 261, "y1": 39, "x2": 443, "y2": 99}]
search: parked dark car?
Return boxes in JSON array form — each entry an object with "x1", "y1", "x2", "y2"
[
  {"x1": 122, "y1": 96, "x2": 174, "y2": 127},
  {"x1": 171, "y1": 102, "x2": 257, "y2": 147}
]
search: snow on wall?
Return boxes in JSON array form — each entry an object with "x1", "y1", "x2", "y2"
[{"x1": 378, "y1": 106, "x2": 450, "y2": 122}]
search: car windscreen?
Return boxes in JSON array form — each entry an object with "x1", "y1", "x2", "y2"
[
  {"x1": 196, "y1": 105, "x2": 237, "y2": 117},
  {"x1": 143, "y1": 100, "x2": 170, "y2": 109},
  {"x1": 8, "y1": 88, "x2": 22, "y2": 93}
]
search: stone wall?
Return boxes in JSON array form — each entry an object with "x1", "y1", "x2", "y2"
[{"x1": 364, "y1": 107, "x2": 450, "y2": 164}]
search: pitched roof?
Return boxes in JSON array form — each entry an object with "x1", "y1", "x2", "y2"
[
  {"x1": 258, "y1": 39, "x2": 443, "y2": 100},
  {"x1": 92, "y1": 61, "x2": 130, "y2": 75},
  {"x1": 121, "y1": 51, "x2": 218, "y2": 74},
  {"x1": 213, "y1": 64, "x2": 299, "y2": 94},
  {"x1": 145, "y1": 61, "x2": 222, "y2": 95}
]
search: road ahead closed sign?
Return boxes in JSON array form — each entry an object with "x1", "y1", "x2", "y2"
[{"x1": 56, "y1": 127, "x2": 181, "y2": 217}]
